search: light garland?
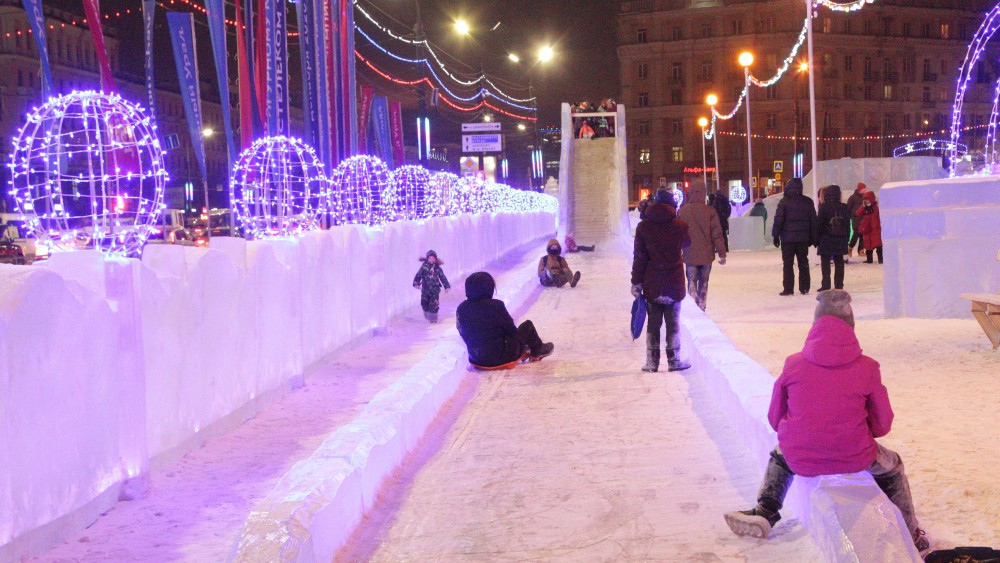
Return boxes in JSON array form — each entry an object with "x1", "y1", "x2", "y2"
[
  {"x1": 329, "y1": 155, "x2": 394, "y2": 226},
  {"x1": 951, "y1": 5, "x2": 1000, "y2": 174},
  {"x1": 229, "y1": 136, "x2": 329, "y2": 239},
  {"x1": 389, "y1": 164, "x2": 432, "y2": 220},
  {"x1": 813, "y1": 0, "x2": 874, "y2": 13},
  {"x1": 714, "y1": 123, "x2": 989, "y2": 142},
  {"x1": 454, "y1": 175, "x2": 485, "y2": 214},
  {"x1": 7, "y1": 90, "x2": 167, "y2": 256},
  {"x1": 428, "y1": 171, "x2": 459, "y2": 216},
  {"x1": 892, "y1": 139, "x2": 968, "y2": 158},
  {"x1": 672, "y1": 186, "x2": 685, "y2": 208}
]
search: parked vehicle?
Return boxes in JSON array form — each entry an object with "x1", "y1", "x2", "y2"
[
  {"x1": 0, "y1": 214, "x2": 47, "y2": 263},
  {"x1": 0, "y1": 227, "x2": 26, "y2": 265}
]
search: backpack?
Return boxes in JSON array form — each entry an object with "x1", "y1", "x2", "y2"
[{"x1": 828, "y1": 209, "x2": 849, "y2": 237}]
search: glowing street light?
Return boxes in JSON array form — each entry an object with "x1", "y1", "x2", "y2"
[
  {"x1": 454, "y1": 19, "x2": 470, "y2": 36},
  {"x1": 202, "y1": 127, "x2": 215, "y2": 138},
  {"x1": 483, "y1": 114, "x2": 493, "y2": 122},
  {"x1": 698, "y1": 117, "x2": 709, "y2": 187},
  {"x1": 704, "y1": 95, "x2": 720, "y2": 193},
  {"x1": 517, "y1": 123, "x2": 527, "y2": 131},
  {"x1": 739, "y1": 51, "x2": 755, "y2": 201},
  {"x1": 799, "y1": 61, "x2": 809, "y2": 73},
  {"x1": 508, "y1": 53, "x2": 521, "y2": 63},
  {"x1": 706, "y1": 93, "x2": 718, "y2": 107},
  {"x1": 538, "y1": 45, "x2": 554, "y2": 63}
]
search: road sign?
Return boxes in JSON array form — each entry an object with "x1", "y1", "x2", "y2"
[
  {"x1": 462, "y1": 122, "x2": 502, "y2": 132},
  {"x1": 164, "y1": 133, "x2": 180, "y2": 150},
  {"x1": 750, "y1": 176, "x2": 758, "y2": 188},
  {"x1": 462, "y1": 133, "x2": 503, "y2": 153},
  {"x1": 773, "y1": 160, "x2": 784, "y2": 172},
  {"x1": 774, "y1": 172, "x2": 782, "y2": 181},
  {"x1": 460, "y1": 156, "x2": 479, "y2": 176}
]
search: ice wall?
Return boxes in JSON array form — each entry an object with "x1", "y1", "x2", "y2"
[
  {"x1": 880, "y1": 176, "x2": 1000, "y2": 319},
  {"x1": 0, "y1": 212, "x2": 555, "y2": 561}
]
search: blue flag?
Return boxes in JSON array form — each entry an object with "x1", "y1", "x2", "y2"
[
  {"x1": 205, "y1": 0, "x2": 237, "y2": 165},
  {"x1": 370, "y1": 96, "x2": 393, "y2": 168},
  {"x1": 295, "y1": 0, "x2": 320, "y2": 151},
  {"x1": 142, "y1": 0, "x2": 156, "y2": 119},
  {"x1": 167, "y1": 12, "x2": 207, "y2": 182},
  {"x1": 21, "y1": 0, "x2": 54, "y2": 96}
]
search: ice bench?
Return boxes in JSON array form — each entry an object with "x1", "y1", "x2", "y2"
[
  {"x1": 678, "y1": 300, "x2": 923, "y2": 563},
  {"x1": 960, "y1": 293, "x2": 1000, "y2": 350}
]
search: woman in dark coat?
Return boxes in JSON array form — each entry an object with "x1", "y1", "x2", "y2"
[
  {"x1": 816, "y1": 185, "x2": 851, "y2": 291},
  {"x1": 456, "y1": 272, "x2": 553, "y2": 368}
]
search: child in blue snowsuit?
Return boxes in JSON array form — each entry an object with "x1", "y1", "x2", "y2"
[{"x1": 413, "y1": 250, "x2": 451, "y2": 323}]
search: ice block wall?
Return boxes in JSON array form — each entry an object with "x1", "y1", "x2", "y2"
[{"x1": 0, "y1": 211, "x2": 555, "y2": 560}]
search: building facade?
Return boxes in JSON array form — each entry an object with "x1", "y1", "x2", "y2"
[{"x1": 618, "y1": 0, "x2": 1000, "y2": 202}]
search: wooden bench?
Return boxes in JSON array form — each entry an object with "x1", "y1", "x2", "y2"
[{"x1": 961, "y1": 293, "x2": 1000, "y2": 349}]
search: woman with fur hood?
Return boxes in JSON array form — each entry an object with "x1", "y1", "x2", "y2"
[{"x1": 413, "y1": 250, "x2": 450, "y2": 323}]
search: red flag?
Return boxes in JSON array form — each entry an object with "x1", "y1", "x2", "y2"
[
  {"x1": 235, "y1": 0, "x2": 254, "y2": 148},
  {"x1": 254, "y1": 0, "x2": 267, "y2": 131},
  {"x1": 82, "y1": 0, "x2": 117, "y2": 92}
]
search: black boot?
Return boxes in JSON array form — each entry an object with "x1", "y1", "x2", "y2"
[
  {"x1": 642, "y1": 349, "x2": 660, "y2": 372},
  {"x1": 666, "y1": 349, "x2": 691, "y2": 372},
  {"x1": 529, "y1": 342, "x2": 554, "y2": 360}
]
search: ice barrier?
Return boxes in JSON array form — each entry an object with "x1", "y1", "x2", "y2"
[
  {"x1": 0, "y1": 212, "x2": 554, "y2": 561},
  {"x1": 226, "y1": 255, "x2": 544, "y2": 563},
  {"x1": 678, "y1": 299, "x2": 922, "y2": 563}
]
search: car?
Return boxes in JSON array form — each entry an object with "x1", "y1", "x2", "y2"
[{"x1": 0, "y1": 231, "x2": 26, "y2": 265}]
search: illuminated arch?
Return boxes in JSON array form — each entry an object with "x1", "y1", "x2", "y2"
[{"x1": 949, "y1": 4, "x2": 1000, "y2": 174}]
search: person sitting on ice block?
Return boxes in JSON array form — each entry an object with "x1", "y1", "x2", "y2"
[
  {"x1": 457, "y1": 271, "x2": 554, "y2": 369},
  {"x1": 723, "y1": 289, "x2": 929, "y2": 553}
]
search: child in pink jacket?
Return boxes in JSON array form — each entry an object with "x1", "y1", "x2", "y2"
[{"x1": 723, "y1": 290, "x2": 928, "y2": 553}]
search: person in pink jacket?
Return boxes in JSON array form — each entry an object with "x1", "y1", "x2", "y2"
[{"x1": 724, "y1": 289, "x2": 928, "y2": 553}]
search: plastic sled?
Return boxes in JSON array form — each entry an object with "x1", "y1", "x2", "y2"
[
  {"x1": 924, "y1": 547, "x2": 1000, "y2": 563},
  {"x1": 470, "y1": 353, "x2": 529, "y2": 371}
]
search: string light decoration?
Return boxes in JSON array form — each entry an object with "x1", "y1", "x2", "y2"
[
  {"x1": 813, "y1": 0, "x2": 874, "y2": 12},
  {"x1": 329, "y1": 155, "x2": 394, "y2": 225},
  {"x1": 229, "y1": 136, "x2": 329, "y2": 239},
  {"x1": 8, "y1": 90, "x2": 167, "y2": 256},
  {"x1": 672, "y1": 187, "x2": 685, "y2": 208},
  {"x1": 713, "y1": 124, "x2": 989, "y2": 142},
  {"x1": 480, "y1": 183, "x2": 505, "y2": 213},
  {"x1": 454, "y1": 176, "x2": 486, "y2": 213},
  {"x1": 730, "y1": 185, "x2": 748, "y2": 203},
  {"x1": 428, "y1": 171, "x2": 459, "y2": 217},
  {"x1": 950, "y1": 4, "x2": 1000, "y2": 174},
  {"x1": 389, "y1": 164, "x2": 432, "y2": 220},
  {"x1": 893, "y1": 140, "x2": 968, "y2": 158}
]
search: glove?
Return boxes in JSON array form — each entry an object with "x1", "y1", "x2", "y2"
[
  {"x1": 773, "y1": 237, "x2": 781, "y2": 248},
  {"x1": 718, "y1": 256, "x2": 727, "y2": 266},
  {"x1": 631, "y1": 284, "x2": 642, "y2": 298}
]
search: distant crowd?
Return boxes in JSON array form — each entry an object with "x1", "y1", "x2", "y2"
[{"x1": 571, "y1": 99, "x2": 617, "y2": 139}]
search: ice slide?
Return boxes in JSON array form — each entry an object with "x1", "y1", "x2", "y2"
[{"x1": 557, "y1": 103, "x2": 631, "y2": 241}]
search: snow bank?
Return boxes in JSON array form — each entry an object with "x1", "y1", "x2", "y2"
[
  {"x1": 679, "y1": 299, "x2": 922, "y2": 563},
  {"x1": 227, "y1": 257, "x2": 544, "y2": 563},
  {"x1": 0, "y1": 212, "x2": 554, "y2": 561},
  {"x1": 880, "y1": 175, "x2": 1000, "y2": 319}
]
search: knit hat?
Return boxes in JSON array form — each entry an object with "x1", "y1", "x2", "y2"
[
  {"x1": 815, "y1": 289, "x2": 855, "y2": 328},
  {"x1": 654, "y1": 187, "x2": 674, "y2": 206},
  {"x1": 857, "y1": 182, "x2": 867, "y2": 192}
]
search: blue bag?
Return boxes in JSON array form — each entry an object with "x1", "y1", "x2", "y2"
[{"x1": 631, "y1": 293, "x2": 647, "y2": 340}]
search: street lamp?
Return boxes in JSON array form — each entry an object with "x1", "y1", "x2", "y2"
[
  {"x1": 454, "y1": 19, "x2": 470, "y2": 36},
  {"x1": 508, "y1": 53, "x2": 520, "y2": 63},
  {"x1": 698, "y1": 117, "x2": 709, "y2": 188},
  {"x1": 706, "y1": 94, "x2": 721, "y2": 193},
  {"x1": 202, "y1": 127, "x2": 215, "y2": 138},
  {"x1": 739, "y1": 51, "x2": 754, "y2": 200},
  {"x1": 537, "y1": 45, "x2": 554, "y2": 63},
  {"x1": 517, "y1": 123, "x2": 527, "y2": 131}
]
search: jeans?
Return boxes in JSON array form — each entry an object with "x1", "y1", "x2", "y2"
[
  {"x1": 755, "y1": 445, "x2": 921, "y2": 538},
  {"x1": 819, "y1": 254, "x2": 844, "y2": 290},
  {"x1": 685, "y1": 264, "x2": 713, "y2": 311},
  {"x1": 516, "y1": 320, "x2": 544, "y2": 356},
  {"x1": 645, "y1": 297, "x2": 681, "y2": 354},
  {"x1": 781, "y1": 241, "x2": 811, "y2": 293}
]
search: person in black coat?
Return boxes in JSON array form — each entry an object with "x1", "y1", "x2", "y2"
[
  {"x1": 816, "y1": 185, "x2": 851, "y2": 291},
  {"x1": 456, "y1": 272, "x2": 553, "y2": 368},
  {"x1": 771, "y1": 177, "x2": 817, "y2": 296},
  {"x1": 712, "y1": 188, "x2": 732, "y2": 251}
]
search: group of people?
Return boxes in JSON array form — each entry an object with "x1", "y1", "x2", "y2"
[
  {"x1": 772, "y1": 179, "x2": 884, "y2": 295},
  {"x1": 571, "y1": 99, "x2": 617, "y2": 139}
]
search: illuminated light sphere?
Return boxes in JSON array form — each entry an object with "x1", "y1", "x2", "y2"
[
  {"x1": 672, "y1": 187, "x2": 685, "y2": 208},
  {"x1": 330, "y1": 155, "x2": 394, "y2": 225},
  {"x1": 7, "y1": 90, "x2": 167, "y2": 256},
  {"x1": 738, "y1": 52, "x2": 754, "y2": 68},
  {"x1": 389, "y1": 165, "x2": 432, "y2": 220},
  {"x1": 454, "y1": 175, "x2": 485, "y2": 214},
  {"x1": 428, "y1": 171, "x2": 460, "y2": 216},
  {"x1": 230, "y1": 136, "x2": 328, "y2": 239},
  {"x1": 730, "y1": 185, "x2": 748, "y2": 203}
]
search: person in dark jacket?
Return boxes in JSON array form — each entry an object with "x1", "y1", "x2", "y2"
[
  {"x1": 846, "y1": 182, "x2": 868, "y2": 258},
  {"x1": 413, "y1": 250, "x2": 451, "y2": 323},
  {"x1": 631, "y1": 188, "x2": 692, "y2": 372},
  {"x1": 456, "y1": 272, "x2": 553, "y2": 368},
  {"x1": 723, "y1": 290, "x2": 927, "y2": 553},
  {"x1": 538, "y1": 238, "x2": 581, "y2": 288},
  {"x1": 711, "y1": 188, "x2": 732, "y2": 252},
  {"x1": 637, "y1": 194, "x2": 654, "y2": 221},
  {"x1": 772, "y1": 177, "x2": 817, "y2": 296},
  {"x1": 816, "y1": 185, "x2": 851, "y2": 291},
  {"x1": 856, "y1": 191, "x2": 883, "y2": 264}
]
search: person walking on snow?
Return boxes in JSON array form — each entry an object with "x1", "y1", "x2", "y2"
[
  {"x1": 631, "y1": 187, "x2": 692, "y2": 372},
  {"x1": 772, "y1": 177, "x2": 817, "y2": 296},
  {"x1": 846, "y1": 182, "x2": 868, "y2": 258},
  {"x1": 456, "y1": 272, "x2": 554, "y2": 368},
  {"x1": 816, "y1": 184, "x2": 851, "y2": 291},
  {"x1": 413, "y1": 250, "x2": 450, "y2": 323},
  {"x1": 677, "y1": 179, "x2": 727, "y2": 311},
  {"x1": 538, "y1": 239, "x2": 581, "y2": 288},
  {"x1": 856, "y1": 191, "x2": 883, "y2": 264},
  {"x1": 711, "y1": 188, "x2": 732, "y2": 252},
  {"x1": 724, "y1": 290, "x2": 928, "y2": 553}
]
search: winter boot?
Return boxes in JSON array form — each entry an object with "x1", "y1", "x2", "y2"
[
  {"x1": 641, "y1": 349, "x2": 660, "y2": 372},
  {"x1": 529, "y1": 342, "x2": 554, "y2": 361},
  {"x1": 666, "y1": 350, "x2": 691, "y2": 372},
  {"x1": 912, "y1": 528, "x2": 929, "y2": 553},
  {"x1": 724, "y1": 506, "x2": 781, "y2": 539},
  {"x1": 570, "y1": 271, "x2": 582, "y2": 288},
  {"x1": 423, "y1": 310, "x2": 438, "y2": 323}
]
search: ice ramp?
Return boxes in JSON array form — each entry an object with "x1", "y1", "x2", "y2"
[{"x1": 557, "y1": 103, "x2": 630, "y2": 241}]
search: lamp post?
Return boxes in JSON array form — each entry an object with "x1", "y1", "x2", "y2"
[
  {"x1": 706, "y1": 94, "x2": 721, "y2": 193},
  {"x1": 739, "y1": 51, "x2": 755, "y2": 200},
  {"x1": 698, "y1": 116, "x2": 709, "y2": 187},
  {"x1": 805, "y1": 0, "x2": 819, "y2": 199}
]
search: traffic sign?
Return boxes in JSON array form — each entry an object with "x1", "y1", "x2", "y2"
[
  {"x1": 462, "y1": 133, "x2": 503, "y2": 153},
  {"x1": 750, "y1": 176, "x2": 758, "y2": 188},
  {"x1": 460, "y1": 156, "x2": 479, "y2": 176},
  {"x1": 773, "y1": 160, "x2": 784, "y2": 172},
  {"x1": 774, "y1": 172, "x2": 782, "y2": 181},
  {"x1": 462, "y1": 122, "x2": 502, "y2": 132}
]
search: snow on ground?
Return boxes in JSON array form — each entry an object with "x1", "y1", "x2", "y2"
[
  {"x1": 29, "y1": 245, "x2": 545, "y2": 563},
  {"x1": 339, "y1": 247, "x2": 823, "y2": 562},
  {"x1": 707, "y1": 249, "x2": 1000, "y2": 552}
]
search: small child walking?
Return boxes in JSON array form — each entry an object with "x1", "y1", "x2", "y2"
[{"x1": 413, "y1": 250, "x2": 450, "y2": 323}]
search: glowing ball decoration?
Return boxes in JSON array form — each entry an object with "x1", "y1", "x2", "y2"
[
  {"x1": 230, "y1": 136, "x2": 329, "y2": 239},
  {"x1": 455, "y1": 176, "x2": 485, "y2": 213},
  {"x1": 330, "y1": 155, "x2": 394, "y2": 225},
  {"x1": 672, "y1": 187, "x2": 685, "y2": 208},
  {"x1": 389, "y1": 165, "x2": 432, "y2": 220},
  {"x1": 8, "y1": 90, "x2": 167, "y2": 255},
  {"x1": 730, "y1": 185, "x2": 748, "y2": 203},
  {"x1": 429, "y1": 171, "x2": 459, "y2": 217}
]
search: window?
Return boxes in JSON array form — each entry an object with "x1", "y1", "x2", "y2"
[
  {"x1": 923, "y1": 58, "x2": 932, "y2": 78},
  {"x1": 922, "y1": 86, "x2": 931, "y2": 102},
  {"x1": 902, "y1": 86, "x2": 911, "y2": 101},
  {"x1": 863, "y1": 57, "x2": 873, "y2": 79},
  {"x1": 17, "y1": 69, "x2": 23, "y2": 88},
  {"x1": 822, "y1": 18, "x2": 832, "y2": 33},
  {"x1": 670, "y1": 89, "x2": 682, "y2": 105},
  {"x1": 882, "y1": 18, "x2": 891, "y2": 36},
  {"x1": 864, "y1": 143, "x2": 874, "y2": 157},
  {"x1": 638, "y1": 92, "x2": 649, "y2": 107},
  {"x1": 883, "y1": 114, "x2": 895, "y2": 130},
  {"x1": 922, "y1": 22, "x2": 931, "y2": 38},
  {"x1": 844, "y1": 143, "x2": 852, "y2": 158},
  {"x1": 638, "y1": 148, "x2": 651, "y2": 164},
  {"x1": 671, "y1": 119, "x2": 683, "y2": 135},
  {"x1": 940, "y1": 88, "x2": 949, "y2": 102},
  {"x1": 671, "y1": 61, "x2": 682, "y2": 83},
  {"x1": 671, "y1": 146, "x2": 684, "y2": 162},
  {"x1": 735, "y1": 114, "x2": 744, "y2": 130},
  {"x1": 766, "y1": 113, "x2": 777, "y2": 129},
  {"x1": 883, "y1": 85, "x2": 894, "y2": 100},
  {"x1": 700, "y1": 60, "x2": 714, "y2": 82},
  {"x1": 864, "y1": 20, "x2": 873, "y2": 35},
  {"x1": 844, "y1": 55, "x2": 853, "y2": 72},
  {"x1": 864, "y1": 85, "x2": 874, "y2": 100},
  {"x1": 960, "y1": 24, "x2": 968, "y2": 41},
  {"x1": 903, "y1": 114, "x2": 912, "y2": 129},
  {"x1": 730, "y1": 20, "x2": 742, "y2": 35},
  {"x1": 844, "y1": 84, "x2": 855, "y2": 99},
  {"x1": 763, "y1": 17, "x2": 775, "y2": 33},
  {"x1": 637, "y1": 28, "x2": 648, "y2": 43},
  {"x1": 824, "y1": 112, "x2": 834, "y2": 129},
  {"x1": 940, "y1": 60, "x2": 948, "y2": 75},
  {"x1": 845, "y1": 112, "x2": 856, "y2": 127},
  {"x1": 845, "y1": 20, "x2": 853, "y2": 34},
  {"x1": 638, "y1": 63, "x2": 649, "y2": 80},
  {"x1": 903, "y1": 58, "x2": 913, "y2": 76},
  {"x1": 701, "y1": 23, "x2": 712, "y2": 38},
  {"x1": 765, "y1": 86, "x2": 777, "y2": 100},
  {"x1": 940, "y1": 23, "x2": 950, "y2": 39},
  {"x1": 767, "y1": 143, "x2": 776, "y2": 158},
  {"x1": 672, "y1": 26, "x2": 683, "y2": 41},
  {"x1": 903, "y1": 22, "x2": 911, "y2": 37},
  {"x1": 638, "y1": 120, "x2": 651, "y2": 136}
]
